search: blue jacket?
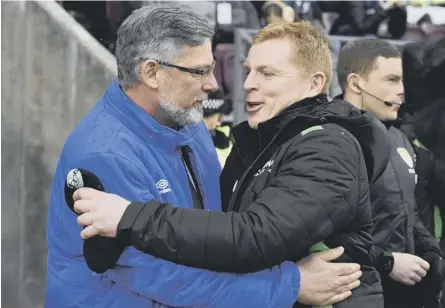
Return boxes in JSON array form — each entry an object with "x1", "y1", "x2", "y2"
[{"x1": 45, "y1": 79, "x2": 300, "y2": 308}]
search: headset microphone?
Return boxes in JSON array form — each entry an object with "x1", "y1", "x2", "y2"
[{"x1": 354, "y1": 83, "x2": 402, "y2": 107}]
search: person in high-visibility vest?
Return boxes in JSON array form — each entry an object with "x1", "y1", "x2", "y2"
[{"x1": 202, "y1": 89, "x2": 232, "y2": 167}]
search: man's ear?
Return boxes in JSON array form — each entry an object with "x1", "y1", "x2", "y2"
[
  {"x1": 346, "y1": 73, "x2": 362, "y2": 94},
  {"x1": 309, "y1": 72, "x2": 327, "y2": 95},
  {"x1": 140, "y1": 60, "x2": 160, "y2": 89}
]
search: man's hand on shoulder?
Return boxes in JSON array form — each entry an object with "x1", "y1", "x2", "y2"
[
  {"x1": 73, "y1": 188, "x2": 130, "y2": 239},
  {"x1": 297, "y1": 246, "x2": 362, "y2": 306}
]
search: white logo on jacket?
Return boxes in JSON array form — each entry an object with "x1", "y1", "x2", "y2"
[
  {"x1": 397, "y1": 147, "x2": 417, "y2": 183},
  {"x1": 156, "y1": 179, "x2": 171, "y2": 194},
  {"x1": 254, "y1": 160, "x2": 274, "y2": 177}
]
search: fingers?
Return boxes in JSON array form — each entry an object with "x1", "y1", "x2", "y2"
[
  {"x1": 77, "y1": 212, "x2": 94, "y2": 227},
  {"x1": 334, "y1": 262, "x2": 361, "y2": 276},
  {"x1": 73, "y1": 199, "x2": 95, "y2": 215},
  {"x1": 417, "y1": 258, "x2": 430, "y2": 271},
  {"x1": 337, "y1": 270, "x2": 362, "y2": 287},
  {"x1": 414, "y1": 265, "x2": 427, "y2": 278},
  {"x1": 73, "y1": 187, "x2": 105, "y2": 202},
  {"x1": 404, "y1": 277, "x2": 416, "y2": 286},
  {"x1": 322, "y1": 291, "x2": 352, "y2": 306},
  {"x1": 80, "y1": 225, "x2": 100, "y2": 239},
  {"x1": 316, "y1": 246, "x2": 344, "y2": 262},
  {"x1": 335, "y1": 279, "x2": 361, "y2": 294},
  {"x1": 409, "y1": 274, "x2": 422, "y2": 283}
]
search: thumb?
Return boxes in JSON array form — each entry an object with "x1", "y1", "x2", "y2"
[
  {"x1": 316, "y1": 246, "x2": 345, "y2": 262},
  {"x1": 80, "y1": 225, "x2": 100, "y2": 239}
]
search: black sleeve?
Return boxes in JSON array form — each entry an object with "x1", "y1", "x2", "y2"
[
  {"x1": 117, "y1": 128, "x2": 363, "y2": 273},
  {"x1": 345, "y1": 2, "x2": 387, "y2": 35},
  {"x1": 431, "y1": 159, "x2": 445, "y2": 251},
  {"x1": 372, "y1": 245, "x2": 391, "y2": 273},
  {"x1": 430, "y1": 158, "x2": 445, "y2": 215},
  {"x1": 414, "y1": 205, "x2": 443, "y2": 257}
]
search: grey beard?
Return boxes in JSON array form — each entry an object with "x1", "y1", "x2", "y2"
[{"x1": 159, "y1": 98, "x2": 203, "y2": 128}]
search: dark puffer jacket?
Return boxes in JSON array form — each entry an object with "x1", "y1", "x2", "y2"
[
  {"x1": 369, "y1": 124, "x2": 443, "y2": 308},
  {"x1": 113, "y1": 96, "x2": 390, "y2": 308}
]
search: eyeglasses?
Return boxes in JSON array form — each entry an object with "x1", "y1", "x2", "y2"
[{"x1": 156, "y1": 60, "x2": 215, "y2": 82}]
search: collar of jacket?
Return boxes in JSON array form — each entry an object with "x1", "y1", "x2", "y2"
[
  {"x1": 103, "y1": 78, "x2": 197, "y2": 150},
  {"x1": 334, "y1": 93, "x2": 406, "y2": 131},
  {"x1": 232, "y1": 94, "x2": 328, "y2": 156}
]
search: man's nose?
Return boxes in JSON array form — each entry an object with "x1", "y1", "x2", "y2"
[
  {"x1": 398, "y1": 83, "x2": 405, "y2": 101},
  {"x1": 244, "y1": 72, "x2": 258, "y2": 92},
  {"x1": 202, "y1": 73, "x2": 219, "y2": 92}
]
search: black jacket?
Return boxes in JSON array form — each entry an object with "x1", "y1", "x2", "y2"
[
  {"x1": 117, "y1": 96, "x2": 390, "y2": 308},
  {"x1": 371, "y1": 125, "x2": 443, "y2": 255},
  {"x1": 370, "y1": 125, "x2": 443, "y2": 307},
  {"x1": 401, "y1": 122, "x2": 445, "y2": 252}
]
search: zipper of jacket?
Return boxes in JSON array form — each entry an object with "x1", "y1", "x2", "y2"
[
  {"x1": 178, "y1": 145, "x2": 205, "y2": 210},
  {"x1": 185, "y1": 146, "x2": 207, "y2": 210},
  {"x1": 227, "y1": 131, "x2": 282, "y2": 212},
  {"x1": 390, "y1": 151, "x2": 416, "y2": 253}
]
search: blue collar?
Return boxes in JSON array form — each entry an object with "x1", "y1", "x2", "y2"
[{"x1": 104, "y1": 79, "x2": 195, "y2": 150}]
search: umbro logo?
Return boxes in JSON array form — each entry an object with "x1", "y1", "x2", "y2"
[{"x1": 156, "y1": 179, "x2": 171, "y2": 194}]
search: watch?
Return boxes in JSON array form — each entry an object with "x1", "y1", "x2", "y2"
[{"x1": 380, "y1": 251, "x2": 395, "y2": 275}]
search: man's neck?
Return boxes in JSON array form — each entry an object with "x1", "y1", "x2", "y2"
[{"x1": 344, "y1": 93, "x2": 364, "y2": 111}]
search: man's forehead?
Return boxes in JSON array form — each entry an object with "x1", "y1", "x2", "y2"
[
  {"x1": 372, "y1": 57, "x2": 402, "y2": 75},
  {"x1": 177, "y1": 42, "x2": 214, "y2": 67},
  {"x1": 245, "y1": 40, "x2": 293, "y2": 66},
  {"x1": 375, "y1": 57, "x2": 402, "y2": 69}
]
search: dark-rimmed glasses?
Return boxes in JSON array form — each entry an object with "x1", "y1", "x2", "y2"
[{"x1": 156, "y1": 60, "x2": 215, "y2": 82}]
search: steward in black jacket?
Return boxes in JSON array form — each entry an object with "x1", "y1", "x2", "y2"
[
  {"x1": 369, "y1": 123, "x2": 444, "y2": 308},
  {"x1": 116, "y1": 95, "x2": 390, "y2": 308}
]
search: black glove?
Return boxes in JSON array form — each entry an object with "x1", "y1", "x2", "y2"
[{"x1": 418, "y1": 252, "x2": 445, "y2": 308}]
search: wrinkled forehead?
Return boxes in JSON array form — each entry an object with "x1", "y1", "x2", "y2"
[{"x1": 174, "y1": 41, "x2": 214, "y2": 68}]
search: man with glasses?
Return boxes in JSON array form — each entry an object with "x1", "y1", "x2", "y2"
[{"x1": 46, "y1": 4, "x2": 362, "y2": 308}]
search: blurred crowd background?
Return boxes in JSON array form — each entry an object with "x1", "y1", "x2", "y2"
[{"x1": 60, "y1": 0, "x2": 445, "y2": 113}]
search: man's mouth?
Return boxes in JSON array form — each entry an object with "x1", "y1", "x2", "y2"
[
  {"x1": 246, "y1": 101, "x2": 264, "y2": 113},
  {"x1": 194, "y1": 97, "x2": 205, "y2": 108}
]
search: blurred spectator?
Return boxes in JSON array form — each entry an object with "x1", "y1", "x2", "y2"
[
  {"x1": 403, "y1": 36, "x2": 445, "y2": 162},
  {"x1": 289, "y1": 1, "x2": 325, "y2": 28},
  {"x1": 261, "y1": 1, "x2": 296, "y2": 26},
  {"x1": 321, "y1": 1, "x2": 407, "y2": 39},
  {"x1": 202, "y1": 89, "x2": 232, "y2": 166},
  {"x1": 214, "y1": 1, "x2": 261, "y2": 44},
  {"x1": 146, "y1": 1, "x2": 261, "y2": 45}
]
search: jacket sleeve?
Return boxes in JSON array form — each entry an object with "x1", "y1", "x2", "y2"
[
  {"x1": 413, "y1": 199, "x2": 443, "y2": 257},
  {"x1": 121, "y1": 127, "x2": 363, "y2": 273},
  {"x1": 430, "y1": 158, "x2": 445, "y2": 217},
  {"x1": 71, "y1": 153, "x2": 299, "y2": 308},
  {"x1": 344, "y1": 2, "x2": 387, "y2": 35},
  {"x1": 431, "y1": 158, "x2": 445, "y2": 250}
]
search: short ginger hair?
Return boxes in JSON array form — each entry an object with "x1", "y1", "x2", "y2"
[{"x1": 253, "y1": 21, "x2": 332, "y2": 93}]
